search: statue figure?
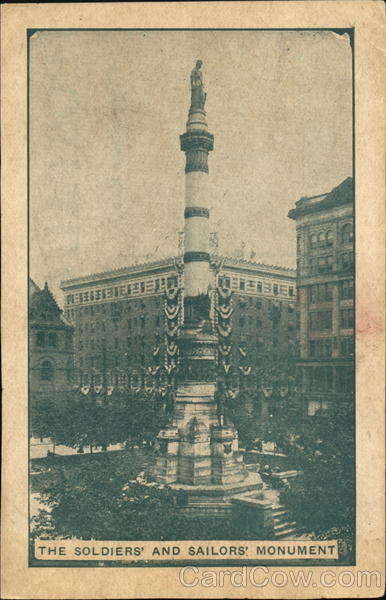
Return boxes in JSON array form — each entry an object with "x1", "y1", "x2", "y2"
[
  {"x1": 216, "y1": 382, "x2": 230, "y2": 427},
  {"x1": 164, "y1": 384, "x2": 175, "y2": 425},
  {"x1": 190, "y1": 60, "x2": 206, "y2": 112}
]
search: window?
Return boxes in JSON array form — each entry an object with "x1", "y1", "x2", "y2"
[
  {"x1": 310, "y1": 233, "x2": 317, "y2": 249},
  {"x1": 140, "y1": 281, "x2": 145, "y2": 293},
  {"x1": 289, "y1": 287, "x2": 294, "y2": 297},
  {"x1": 257, "y1": 282, "x2": 262, "y2": 292},
  {"x1": 36, "y1": 332, "x2": 45, "y2": 347},
  {"x1": 41, "y1": 360, "x2": 54, "y2": 381},
  {"x1": 309, "y1": 311, "x2": 332, "y2": 331},
  {"x1": 340, "y1": 336, "x2": 354, "y2": 357},
  {"x1": 239, "y1": 279, "x2": 245, "y2": 291},
  {"x1": 340, "y1": 279, "x2": 354, "y2": 300},
  {"x1": 309, "y1": 285, "x2": 318, "y2": 304},
  {"x1": 336, "y1": 366, "x2": 354, "y2": 393},
  {"x1": 309, "y1": 339, "x2": 332, "y2": 358},
  {"x1": 273, "y1": 284, "x2": 278, "y2": 296},
  {"x1": 47, "y1": 332, "x2": 57, "y2": 347},
  {"x1": 340, "y1": 252, "x2": 354, "y2": 271},
  {"x1": 140, "y1": 316, "x2": 146, "y2": 329},
  {"x1": 309, "y1": 283, "x2": 334, "y2": 303},
  {"x1": 326, "y1": 255, "x2": 334, "y2": 272},
  {"x1": 341, "y1": 223, "x2": 353, "y2": 244},
  {"x1": 318, "y1": 231, "x2": 326, "y2": 245},
  {"x1": 340, "y1": 308, "x2": 354, "y2": 329},
  {"x1": 326, "y1": 230, "x2": 334, "y2": 246},
  {"x1": 256, "y1": 300, "x2": 262, "y2": 309},
  {"x1": 311, "y1": 366, "x2": 332, "y2": 392},
  {"x1": 317, "y1": 256, "x2": 327, "y2": 273},
  {"x1": 239, "y1": 317, "x2": 246, "y2": 328}
]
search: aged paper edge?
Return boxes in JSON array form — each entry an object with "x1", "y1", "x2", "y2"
[{"x1": 1, "y1": 1, "x2": 385, "y2": 598}]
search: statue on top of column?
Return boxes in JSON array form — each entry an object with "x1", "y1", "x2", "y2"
[{"x1": 190, "y1": 60, "x2": 206, "y2": 112}]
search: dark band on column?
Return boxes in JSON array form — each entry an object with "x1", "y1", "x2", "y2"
[
  {"x1": 180, "y1": 131, "x2": 214, "y2": 174},
  {"x1": 184, "y1": 207, "x2": 209, "y2": 219},
  {"x1": 184, "y1": 251, "x2": 210, "y2": 264}
]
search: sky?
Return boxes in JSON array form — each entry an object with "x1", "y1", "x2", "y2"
[{"x1": 29, "y1": 29, "x2": 352, "y2": 301}]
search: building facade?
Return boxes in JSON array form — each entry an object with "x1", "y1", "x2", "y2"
[
  {"x1": 29, "y1": 280, "x2": 75, "y2": 435},
  {"x1": 61, "y1": 256, "x2": 296, "y2": 389},
  {"x1": 288, "y1": 177, "x2": 354, "y2": 418}
]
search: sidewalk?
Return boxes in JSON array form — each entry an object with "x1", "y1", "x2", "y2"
[{"x1": 30, "y1": 438, "x2": 125, "y2": 459}]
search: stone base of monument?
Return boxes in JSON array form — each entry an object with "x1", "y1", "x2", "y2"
[
  {"x1": 231, "y1": 493, "x2": 275, "y2": 536},
  {"x1": 149, "y1": 419, "x2": 276, "y2": 528},
  {"x1": 164, "y1": 471, "x2": 267, "y2": 519}
]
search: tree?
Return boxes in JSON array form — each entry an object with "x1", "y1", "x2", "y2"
[{"x1": 282, "y1": 401, "x2": 355, "y2": 560}]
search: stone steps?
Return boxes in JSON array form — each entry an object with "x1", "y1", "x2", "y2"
[{"x1": 269, "y1": 503, "x2": 305, "y2": 540}]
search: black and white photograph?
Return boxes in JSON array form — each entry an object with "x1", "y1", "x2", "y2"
[{"x1": 27, "y1": 28, "x2": 357, "y2": 566}]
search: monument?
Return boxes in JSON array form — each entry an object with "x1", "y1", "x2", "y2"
[{"x1": 150, "y1": 62, "x2": 272, "y2": 523}]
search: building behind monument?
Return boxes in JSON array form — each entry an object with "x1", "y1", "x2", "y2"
[
  {"x1": 61, "y1": 256, "x2": 296, "y2": 385},
  {"x1": 29, "y1": 279, "x2": 75, "y2": 437},
  {"x1": 288, "y1": 177, "x2": 354, "y2": 421}
]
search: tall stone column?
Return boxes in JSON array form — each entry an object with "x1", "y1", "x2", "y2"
[
  {"x1": 180, "y1": 117, "x2": 213, "y2": 299},
  {"x1": 153, "y1": 62, "x2": 250, "y2": 492}
]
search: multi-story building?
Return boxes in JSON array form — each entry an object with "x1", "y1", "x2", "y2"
[
  {"x1": 61, "y1": 256, "x2": 297, "y2": 387},
  {"x1": 29, "y1": 279, "x2": 75, "y2": 435},
  {"x1": 288, "y1": 177, "x2": 354, "y2": 418}
]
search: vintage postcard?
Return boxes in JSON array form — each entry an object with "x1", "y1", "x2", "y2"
[{"x1": 1, "y1": 2, "x2": 385, "y2": 599}]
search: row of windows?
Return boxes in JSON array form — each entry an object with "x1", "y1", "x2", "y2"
[
  {"x1": 309, "y1": 338, "x2": 332, "y2": 357},
  {"x1": 238, "y1": 315, "x2": 295, "y2": 330},
  {"x1": 308, "y1": 252, "x2": 354, "y2": 275},
  {"x1": 309, "y1": 309, "x2": 354, "y2": 331},
  {"x1": 236, "y1": 297, "x2": 295, "y2": 312},
  {"x1": 66, "y1": 276, "x2": 178, "y2": 306},
  {"x1": 77, "y1": 313, "x2": 165, "y2": 335},
  {"x1": 309, "y1": 311, "x2": 332, "y2": 331},
  {"x1": 308, "y1": 280, "x2": 354, "y2": 303},
  {"x1": 309, "y1": 336, "x2": 354, "y2": 358},
  {"x1": 219, "y1": 276, "x2": 294, "y2": 297},
  {"x1": 308, "y1": 223, "x2": 353, "y2": 249},
  {"x1": 36, "y1": 332, "x2": 58, "y2": 348},
  {"x1": 127, "y1": 315, "x2": 162, "y2": 329},
  {"x1": 78, "y1": 332, "x2": 165, "y2": 352},
  {"x1": 298, "y1": 365, "x2": 354, "y2": 394},
  {"x1": 66, "y1": 271, "x2": 296, "y2": 308},
  {"x1": 79, "y1": 355, "x2": 147, "y2": 369},
  {"x1": 35, "y1": 331, "x2": 72, "y2": 350},
  {"x1": 308, "y1": 283, "x2": 334, "y2": 303},
  {"x1": 309, "y1": 230, "x2": 334, "y2": 248}
]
